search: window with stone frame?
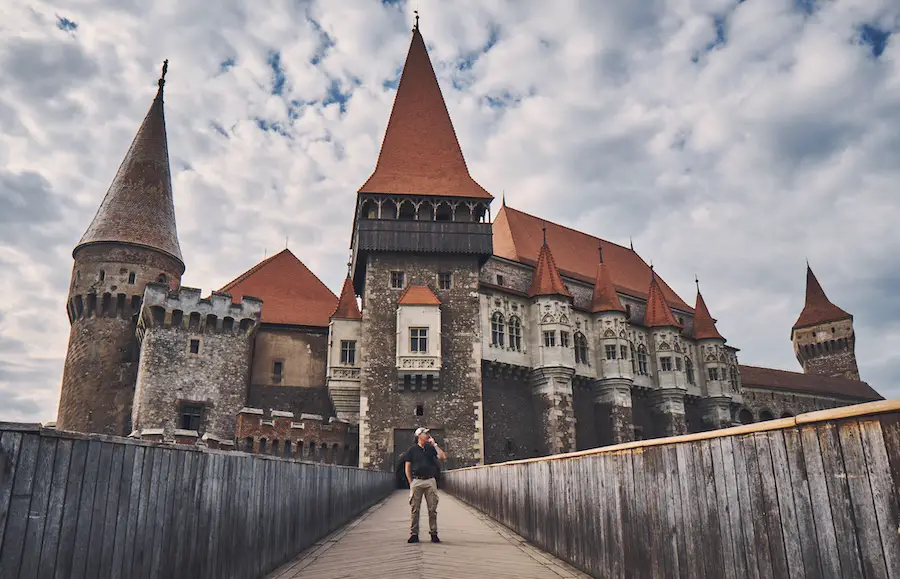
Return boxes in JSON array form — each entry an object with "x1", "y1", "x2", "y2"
[
  {"x1": 605, "y1": 344, "x2": 617, "y2": 360},
  {"x1": 637, "y1": 346, "x2": 649, "y2": 375},
  {"x1": 189, "y1": 339, "x2": 200, "y2": 355},
  {"x1": 708, "y1": 367, "x2": 720, "y2": 381},
  {"x1": 496, "y1": 274, "x2": 505, "y2": 286},
  {"x1": 560, "y1": 331, "x2": 570, "y2": 348},
  {"x1": 543, "y1": 330, "x2": 556, "y2": 347},
  {"x1": 685, "y1": 358, "x2": 695, "y2": 384},
  {"x1": 508, "y1": 316, "x2": 522, "y2": 351},
  {"x1": 410, "y1": 328, "x2": 428, "y2": 353},
  {"x1": 128, "y1": 271, "x2": 136, "y2": 284},
  {"x1": 491, "y1": 312, "x2": 505, "y2": 347},
  {"x1": 340, "y1": 340, "x2": 356, "y2": 365},
  {"x1": 660, "y1": 356, "x2": 673, "y2": 371},
  {"x1": 272, "y1": 360, "x2": 284, "y2": 383},
  {"x1": 630, "y1": 345, "x2": 636, "y2": 373},
  {"x1": 390, "y1": 271, "x2": 405, "y2": 289},
  {"x1": 675, "y1": 356, "x2": 682, "y2": 371},
  {"x1": 574, "y1": 332, "x2": 588, "y2": 364},
  {"x1": 730, "y1": 366, "x2": 739, "y2": 390},
  {"x1": 438, "y1": 272, "x2": 452, "y2": 290},
  {"x1": 179, "y1": 403, "x2": 203, "y2": 432},
  {"x1": 620, "y1": 344, "x2": 628, "y2": 360}
]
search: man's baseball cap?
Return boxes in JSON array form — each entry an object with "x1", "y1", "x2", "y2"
[{"x1": 414, "y1": 427, "x2": 430, "y2": 436}]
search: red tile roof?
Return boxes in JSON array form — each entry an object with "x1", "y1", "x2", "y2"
[
  {"x1": 358, "y1": 27, "x2": 492, "y2": 200},
  {"x1": 398, "y1": 285, "x2": 441, "y2": 306},
  {"x1": 591, "y1": 250, "x2": 625, "y2": 313},
  {"x1": 793, "y1": 266, "x2": 852, "y2": 330},
  {"x1": 220, "y1": 249, "x2": 337, "y2": 327},
  {"x1": 76, "y1": 81, "x2": 183, "y2": 263},
  {"x1": 644, "y1": 271, "x2": 682, "y2": 328},
  {"x1": 331, "y1": 276, "x2": 362, "y2": 320},
  {"x1": 528, "y1": 241, "x2": 571, "y2": 298},
  {"x1": 739, "y1": 365, "x2": 882, "y2": 401},
  {"x1": 493, "y1": 206, "x2": 691, "y2": 311},
  {"x1": 692, "y1": 289, "x2": 724, "y2": 340}
]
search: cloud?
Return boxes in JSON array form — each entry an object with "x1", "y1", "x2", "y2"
[{"x1": 1, "y1": 0, "x2": 898, "y2": 423}]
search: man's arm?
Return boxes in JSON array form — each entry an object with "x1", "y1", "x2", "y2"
[
  {"x1": 432, "y1": 441, "x2": 447, "y2": 461},
  {"x1": 405, "y1": 461, "x2": 413, "y2": 484}
]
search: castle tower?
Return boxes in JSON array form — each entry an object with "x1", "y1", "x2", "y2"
[
  {"x1": 590, "y1": 245, "x2": 634, "y2": 445},
  {"x1": 792, "y1": 265, "x2": 860, "y2": 380},
  {"x1": 57, "y1": 63, "x2": 185, "y2": 435},
  {"x1": 351, "y1": 22, "x2": 493, "y2": 470},
  {"x1": 327, "y1": 276, "x2": 363, "y2": 424},
  {"x1": 644, "y1": 269, "x2": 688, "y2": 437},
  {"x1": 692, "y1": 282, "x2": 733, "y2": 429},
  {"x1": 527, "y1": 237, "x2": 577, "y2": 455}
]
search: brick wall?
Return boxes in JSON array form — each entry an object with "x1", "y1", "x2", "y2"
[{"x1": 234, "y1": 409, "x2": 357, "y2": 464}]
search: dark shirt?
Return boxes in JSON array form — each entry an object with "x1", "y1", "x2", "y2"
[{"x1": 405, "y1": 443, "x2": 439, "y2": 479}]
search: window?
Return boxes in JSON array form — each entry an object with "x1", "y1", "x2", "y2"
[
  {"x1": 245, "y1": 437, "x2": 254, "y2": 452},
  {"x1": 99, "y1": 270, "x2": 106, "y2": 282},
  {"x1": 128, "y1": 271, "x2": 136, "y2": 284},
  {"x1": 284, "y1": 440, "x2": 292, "y2": 457},
  {"x1": 390, "y1": 271, "x2": 405, "y2": 289},
  {"x1": 730, "y1": 367, "x2": 739, "y2": 390},
  {"x1": 189, "y1": 339, "x2": 200, "y2": 354},
  {"x1": 560, "y1": 332, "x2": 570, "y2": 348},
  {"x1": 605, "y1": 344, "x2": 617, "y2": 360},
  {"x1": 637, "y1": 347, "x2": 648, "y2": 375},
  {"x1": 508, "y1": 316, "x2": 522, "y2": 351},
  {"x1": 410, "y1": 328, "x2": 428, "y2": 353},
  {"x1": 179, "y1": 403, "x2": 202, "y2": 431},
  {"x1": 415, "y1": 404, "x2": 424, "y2": 417},
  {"x1": 340, "y1": 340, "x2": 356, "y2": 365},
  {"x1": 543, "y1": 331, "x2": 556, "y2": 347},
  {"x1": 438, "y1": 272, "x2": 452, "y2": 290},
  {"x1": 685, "y1": 358, "x2": 695, "y2": 384},
  {"x1": 496, "y1": 274, "x2": 505, "y2": 286},
  {"x1": 708, "y1": 367, "x2": 720, "y2": 381},
  {"x1": 625, "y1": 304, "x2": 632, "y2": 318},
  {"x1": 660, "y1": 356, "x2": 673, "y2": 371},
  {"x1": 620, "y1": 345, "x2": 628, "y2": 360},
  {"x1": 630, "y1": 345, "x2": 636, "y2": 373},
  {"x1": 675, "y1": 357, "x2": 682, "y2": 371},
  {"x1": 491, "y1": 312, "x2": 505, "y2": 347},
  {"x1": 273, "y1": 361, "x2": 283, "y2": 383},
  {"x1": 574, "y1": 333, "x2": 588, "y2": 364}
]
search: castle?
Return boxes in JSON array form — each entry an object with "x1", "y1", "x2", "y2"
[{"x1": 56, "y1": 25, "x2": 882, "y2": 470}]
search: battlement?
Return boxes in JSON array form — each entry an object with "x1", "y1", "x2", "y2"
[
  {"x1": 235, "y1": 407, "x2": 357, "y2": 464},
  {"x1": 137, "y1": 283, "x2": 262, "y2": 336}
]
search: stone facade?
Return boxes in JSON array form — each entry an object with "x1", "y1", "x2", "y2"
[
  {"x1": 793, "y1": 317, "x2": 860, "y2": 380},
  {"x1": 234, "y1": 408, "x2": 357, "y2": 464}
]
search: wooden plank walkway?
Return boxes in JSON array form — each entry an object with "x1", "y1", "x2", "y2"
[{"x1": 267, "y1": 491, "x2": 589, "y2": 579}]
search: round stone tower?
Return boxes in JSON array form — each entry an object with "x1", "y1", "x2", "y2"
[{"x1": 57, "y1": 63, "x2": 185, "y2": 435}]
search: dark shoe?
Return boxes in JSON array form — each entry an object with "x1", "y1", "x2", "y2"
[
  {"x1": 407, "y1": 534, "x2": 419, "y2": 544},
  {"x1": 430, "y1": 534, "x2": 440, "y2": 543}
]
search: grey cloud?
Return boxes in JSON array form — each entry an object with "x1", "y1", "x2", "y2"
[{"x1": 1, "y1": 37, "x2": 99, "y2": 100}]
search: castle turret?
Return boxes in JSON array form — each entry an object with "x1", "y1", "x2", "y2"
[
  {"x1": 327, "y1": 276, "x2": 363, "y2": 424},
  {"x1": 527, "y1": 236, "x2": 577, "y2": 455},
  {"x1": 643, "y1": 269, "x2": 688, "y2": 436},
  {"x1": 57, "y1": 62, "x2": 185, "y2": 435},
  {"x1": 692, "y1": 281, "x2": 734, "y2": 429},
  {"x1": 590, "y1": 245, "x2": 634, "y2": 445},
  {"x1": 792, "y1": 265, "x2": 859, "y2": 380}
]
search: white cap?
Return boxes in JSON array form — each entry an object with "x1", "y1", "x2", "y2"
[{"x1": 414, "y1": 427, "x2": 430, "y2": 437}]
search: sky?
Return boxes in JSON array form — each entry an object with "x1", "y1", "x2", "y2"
[{"x1": 1, "y1": 0, "x2": 898, "y2": 422}]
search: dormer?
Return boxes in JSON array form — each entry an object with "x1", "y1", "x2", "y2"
[{"x1": 396, "y1": 285, "x2": 442, "y2": 390}]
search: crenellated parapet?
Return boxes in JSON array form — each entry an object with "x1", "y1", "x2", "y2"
[
  {"x1": 137, "y1": 283, "x2": 262, "y2": 340},
  {"x1": 235, "y1": 408, "x2": 358, "y2": 465}
]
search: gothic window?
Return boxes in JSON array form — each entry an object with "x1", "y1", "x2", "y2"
[
  {"x1": 491, "y1": 312, "x2": 505, "y2": 347},
  {"x1": 605, "y1": 344, "x2": 617, "y2": 360},
  {"x1": 543, "y1": 331, "x2": 556, "y2": 347},
  {"x1": 708, "y1": 367, "x2": 720, "y2": 381},
  {"x1": 738, "y1": 409, "x2": 753, "y2": 424},
  {"x1": 660, "y1": 356, "x2": 673, "y2": 371},
  {"x1": 390, "y1": 271, "x2": 405, "y2": 289},
  {"x1": 574, "y1": 332, "x2": 588, "y2": 364},
  {"x1": 438, "y1": 272, "x2": 452, "y2": 290},
  {"x1": 759, "y1": 409, "x2": 774, "y2": 421},
  {"x1": 560, "y1": 331, "x2": 570, "y2": 348},
  {"x1": 340, "y1": 340, "x2": 356, "y2": 365},
  {"x1": 630, "y1": 345, "x2": 637, "y2": 373},
  {"x1": 685, "y1": 358, "x2": 695, "y2": 384},
  {"x1": 637, "y1": 345, "x2": 648, "y2": 375},
  {"x1": 620, "y1": 345, "x2": 628, "y2": 360},
  {"x1": 675, "y1": 357, "x2": 682, "y2": 371},
  {"x1": 730, "y1": 367, "x2": 739, "y2": 390},
  {"x1": 179, "y1": 403, "x2": 203, "y2": 431},
  {"x1": 508, "y1": 316, "x2": 522, "y2": 351},
  {"x1": 410, "y1": 328, "x2": 428, "y2": 353},
  {"x1": 272, "y1": 360, "x2": 283, "y2": 383}
]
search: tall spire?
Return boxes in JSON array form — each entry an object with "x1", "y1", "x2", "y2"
[
  {"x1": 75, "y1": 60, "x2": 183, "y2": 264},
  {"x1": 332, "y1": 275, "x2": 362, "y2": 320},
  {"x1": 591, "y1": 242, "x2": 626, "y2": 313},
  {"x1": 358, "y1": 26, "x2": 491, "y2": 199},
  {"x1": 692, "y1": 280, "x2": 725, "y2": 340},
  {"x1": 644, "y1": 267, "x2": 682, "y2": 328},
  {"x1": 528, "y1": 242, "x2": 570, "y2": 298},
  {"x1": 793, "y1": 265, "x2": 851, "y2": 330}
]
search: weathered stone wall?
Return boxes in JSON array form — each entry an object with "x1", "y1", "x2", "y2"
[
  {"x1": 359, "y1": 253, "x2": 483, "y2": 471},
  {"x1": 481, "y1": 363, "x2": 537, "y2": 463},
  {"x1": 738, "y1": 387, "x2": 851, "y2": 422},
  {"x1": 246, "y1": 384, "x2": 335, "y2": 419},
  {"x1": 58, "y1": 243, "x2": 184, "y2": 436},
  {"x1": 572, "y1": 379, "x2": 598, "y2": 449},
  {"x1": 793, "y1": 318, "x2": 860, "y2": 380},
  {"x1": 250, "y1": 326, "x2": 328, "y2": 389}
]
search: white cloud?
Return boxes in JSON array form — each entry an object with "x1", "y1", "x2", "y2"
[{"x1": 0, "y1": 0, "x2": 897, "y2": 422}]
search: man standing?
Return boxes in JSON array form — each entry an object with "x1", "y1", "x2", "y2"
[{"x1": 404, "y1": 427, "x2": 447, "y2": 543}]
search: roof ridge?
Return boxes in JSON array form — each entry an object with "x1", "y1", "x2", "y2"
[
  {"x1": 220, "y1": 249, "x2": 286, "y2": 293},
  {"x1": 502, "y1": 204, "x2": 634, "y2": 253}
]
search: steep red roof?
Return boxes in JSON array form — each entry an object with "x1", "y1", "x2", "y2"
[
  {"x1": 76, "y1": 73, "x2": 183, "y2": 263},
  {"x1": 591, "y1": 249, "x2": 625, "y2": 313},
  {"x1": 793, "y1": 266, "x2": 852, "y2": 330},
  {"x1": 528, "y1": 241, "x2": 571, "y2": 298},
  {"x1": 494, "y1": 205, "x2": 691, "y2": 311},
  {"x1": 220, "y1": 249, "x2": 337, "y2": 327},
  {"x1": 692, "y1": 289, "x2": 724, "y2": 340},
  {"x1": 739, "y1": 365, "x2": 882, "y2": 401},
  {"x1": 358, "y1": 27, "x2": 491, "y2": 199},
  {"x1": 644, "y1": 271, "x2": 682, "y2": 328},
  {"x1": 398, "y1": 285, "x2": 441, "y2": 306},
  {"x1": 331, "y1": 276, "x2": 362, "y2": 320}
]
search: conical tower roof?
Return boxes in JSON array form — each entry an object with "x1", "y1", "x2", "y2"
[
  {"x1": 75, "y1": 63, "x2": 183, "y2": 263},
  {"x1": 591, "y1": 246, "x2": 626, "y2": 313},
  {"x1": 793, "y1": 265, "x2": 852, "y2": 330},
  {"x1": 644, "y1": 269, "x2": 682, "y2": 328},
  {"x1": 692, "y1": 283, "x2": 724, "y2": 340},
  {"x1": 331, "y1": 276, "x2": 362, "y2": 320},
  {"x1": 528, "y1": 237, "x2": 570, "y2": 298},
  {"x1": 358, "y1": 24, "x2": 491, "y2": 199}
]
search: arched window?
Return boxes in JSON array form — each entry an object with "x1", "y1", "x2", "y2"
[
  {"x1": 453, "y1": 203, "x2": 471, "y2": 222},
  {"x1": 308, "y1": 440, "x2": 316, "y2": 459},
  {"x1": 738, "y1": 409, "x2": 753, "y2": 424},
  {"x1": 491, "y1": 312, "x2": 505, "y2": 347},
  {"x1": 781, "y1": 411, "x2": 794, "y2": 419},
  {"x1": 382, "y1": 199, "x2": 398, "y2": 219},
  {"x1": 508, "y1": 316, "x2": 522, "y2": 351},
  {"x1": 685, "y1": 357, "x2": 695, "y2": 385},
  {"x1": 284, "y1": 440, "x2": 292, "y2": 457},
  {"x1": 361, "y1": 199, "x2": 377, "y2": 220},
  {"x1": 398, "y1": 200, "x2": 416, "y2": 221},
  {"x1": 245, "y1": 437, "x2": 254, "y2": 452},
  {"x1": 637, "y1": 345, "x2": 649, "y2": 375},
  {"x1": 574, "y1": 332, "x2": 589, "y2": 364},
  {"x1": 759, "y1": 410, "x2": 774, "y2": 422},
  {"x1": 271, "y1": 440, "x2": 280, "y2": 456},
  {"x1": 435, "y1": 202, "x2": 452, "y2": 221},
  {"x1": 259, "y1": 439, "x2": 267, "y2": 454},
  {"x1": 730, "y1": 367, "x2": 739, "y2": 390}
]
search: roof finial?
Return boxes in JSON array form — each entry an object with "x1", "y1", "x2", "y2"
[
  {"x1": 414, "y1": 9, "x2": 419, "y2": 31},
  {"x1": 598, "y1": 241, "x2": 603, "y2": 264},
  {"x1": 542, "y1": 222, "x2": 547, "y2": 246},
  {"x1": 158, "y1": 59, "x2": 168, "y2": 93},
  {"x1": 650, "y1": 262, "x2": 655, "y2": 279},
  {"x1": 501, "y1": 190, "x2": 506, "y2": 206},
  {"x1": 347, "y1": 252, "x2": 353, "y2": 276},
  {"x1": 285, "y1": 236, "x2": 289, "y2": 249},
  {"x1": 630, "y1": 236, "x2": 634, "y2": 251},
  {"x1": 695, "y1": 274, "x2": 700, "y2": 291}
]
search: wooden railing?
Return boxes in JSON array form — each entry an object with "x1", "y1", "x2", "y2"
[
  {"x1": 0, "y1": 423, "x2": 394, "y2": 579},
  {"x1": 444, "y1": 400, "x2": 900, "y2": 579}
]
